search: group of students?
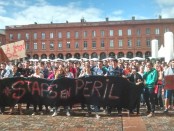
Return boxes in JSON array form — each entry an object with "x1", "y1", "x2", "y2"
[{"x1": 0, "y1": 57, "x2": 174, "y2": 118}]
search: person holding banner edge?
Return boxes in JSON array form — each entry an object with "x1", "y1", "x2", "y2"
[{"x1": 163, "y1": 59, "x2": 174, "y2": 113}]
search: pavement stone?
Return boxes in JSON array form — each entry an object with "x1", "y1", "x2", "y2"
[{"x1": 0, "y1": 106, "x2": 173, "y2": 131}]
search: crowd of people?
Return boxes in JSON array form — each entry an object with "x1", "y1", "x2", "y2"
[{"x1": 0, "y1": 57, "x2": 174, "y2": 118}]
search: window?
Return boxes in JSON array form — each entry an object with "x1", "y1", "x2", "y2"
[
  {"x1": 34, "y1": 43, "x2": 37, "y2": 50},
  {"x1": 84, "y1": 31, "x2": 87, "y2": 38},
  {"x1": 109, "y1": 30, "x2": 114, "y2": 36},
  {"x1": 41, "y1": 33, "x2": 45, "y2": 39},
  {"x1": 101, "y1": 30, "x2": 105, "y2": 37},
  {"x1": 127, "y1": 29, "x2": 131, "y2": 36},
  {"x1": 17, "y1": 33, "x2": 21, "y2": 40},
  {"x1": 75, "y1": 32, "x2": 79, "y2": 38},
  {"x1": 128, "y1": 39, "x2": 132, "y2": 47},
  {"x1": 42, "y1": 42, "x2": 46, "y2": 50},
  {"x1": 84, "y1": 41, "x2": 87, "y2": 48},
  {"x1": 146, "y1": 28, "x2": 150, "y2": 35},
  {"x1": 26, "y1": 33, "x2": 29, "y2": 40},
  {"x1": 50, "y1": 32, "x2": 54, "y2": 39},
  {"x1": 155, "y1": 28, "x2": 160, "y2": 35},
  {"x1": 58, "y1": 42, "x2": 62, "y2": 49},
  {"x1": 58, "y1": 32, "x2": 62, "y2": 38},
  {"x1": 75, "y1": 42, "x2": 79, "y2": 48},
  {"x1": 66, "y1": 41, "x2": 70, "y2": 48},
  {"x1": 110, "y1": 40, "x2": 114, "y2": 48},
  {"x1": 118, "y1": 30, "x2": 122, "y2": 36},
  {"x1": 26, "y1": 43, "x2": 29, "y2": 50},
  {"x1": 146, "y1": 38, "x2": 151, "y2": 47},
  {"x1": 33, "y1": 33, "x2": 37, "y2": 40},
  {"x1": 101, "y1": 40, "x2": 105, "y2": 48},
  {"x1": 92, "y1": 30, "x2": 96, "y2": 37},
  {"x1": 66, "y1": 32, "x2": 70, "y2": 39},
  {"x1": 118, "y1": 40, "x2": 123, "y2": 47},
  {"x1": 50, "y1": 42, "x2": 54, "y2": 50},
  {"x1": 9, "y1": 34, "x2": 13, "y2": 40},
  {"x1": 92, "y1": 41, "x2": 96, "y2": 48},
  {"x1": 136, "y1": 29, "x2": 141, "y2": 36},
  {"x1": 164, "y1": 27, "x2": 169, "y2": 32},
  {"x1": 136, "y1": 39, "x2": 141, "y2": 47}
]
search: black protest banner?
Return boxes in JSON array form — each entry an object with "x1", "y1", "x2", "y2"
[{"x1": 0, "y1": 76, "x2": 142, "y2": 109}]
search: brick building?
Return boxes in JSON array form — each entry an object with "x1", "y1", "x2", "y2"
[
  {"x1": 4, "y1": 17, "x2": 174, "y2": 60},
  {"x1": 0, "y1": 29, "x2": 6, "y2": 46}
]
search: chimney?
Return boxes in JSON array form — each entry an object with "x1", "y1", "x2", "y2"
[
  {"x1": 106, "y1": 17, "x2": 109, "y2": 22},
  {"x1": 159, "y1": 15, "x2": 162, "y2": 19},
  {"x1": 132, "y1": 16, "x2": 135, "y2": 20},
  {"x1": 81, "y1": 17, "x2": 85, "y2": 23}
]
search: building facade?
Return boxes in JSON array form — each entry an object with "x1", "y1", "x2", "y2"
[
  {"x1": 0, "y1": 29, "x2": 6, "y2": 46},
  {"x1": 5, "y1": 17, "x2": 174, "y2": 60}
]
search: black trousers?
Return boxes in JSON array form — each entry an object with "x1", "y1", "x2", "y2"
[{"x1": 144, "y1": 88, "x2": 155, "y2": 113}]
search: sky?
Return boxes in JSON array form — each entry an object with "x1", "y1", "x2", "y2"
[{"x1": 0, "y1": 0, "x2": 174, "y2": 29}]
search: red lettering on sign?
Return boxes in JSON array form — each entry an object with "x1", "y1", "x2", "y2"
[
  {"x1": 12, "y1": 80, "x2": 26, "y2": 100},
  {"x1": 92, "y1": 81, "x2": 102, "y2": 97},
  {"x1": 108, "y1": 84, "x2": 119, "y2": 100},
  {"x1": 31, "y1": 81, "x2": 41, "y2": 95},
  {"x1": 75, "y1": 79, "x2": 84, "y2": 95},
  {"x1": 83, "y1": 81, "x2": 92, "y2": 97}
]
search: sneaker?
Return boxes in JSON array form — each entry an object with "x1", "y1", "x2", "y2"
[
  {"x1": 163, "y1": 109, "x2": 168, "y2": 114},
  {"x1": 147, "y1": 112, "x2": 154, "y2": 117},
  {"x1": 32, "y1": 112, "x2": 36, "y2": 116},
  {"x1": 85, "y1": 112, "x2": 91, "y2": 117},
  {"x1": 96, "y1": 114, "x2": 100, "y2": 119},
  {"x1": 52, "y1": 112, "x2": 57, "y2": 117},
  {"x1": 66, "y1": 112, "x2": 71, "y2": 117},
  {"x1": 39, "y1": 111, "x2": 44, "y2": 115}
]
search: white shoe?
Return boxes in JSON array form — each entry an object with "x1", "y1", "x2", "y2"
[
  {"x1": 39, "y1": 111, "x2": 43, "y2": 115},
  {"x1": 96, "y1": 114, "x2": 100, "y2": 119},
  {"x1": 52, "y1": 112, "x2": 57, "y2": 117},
  {"x1": 66, "y1": 112, "x2": 71, "y2": 116},
  {"x1": 32, "y1": 112, "x2": 36, "y2": 116}
]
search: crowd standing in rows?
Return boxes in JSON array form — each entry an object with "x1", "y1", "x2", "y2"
[{"x1": 0, "y1": 57, "x2": 174, "y2": 118}]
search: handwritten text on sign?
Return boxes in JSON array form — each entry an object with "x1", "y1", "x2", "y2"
[{"x1": 1, "y1": 40, "x2": 26, "y2": 60}]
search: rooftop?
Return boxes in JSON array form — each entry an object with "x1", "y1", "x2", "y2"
[{"x1": 5, "y1": 17, "x2": 174, "y2": 30}]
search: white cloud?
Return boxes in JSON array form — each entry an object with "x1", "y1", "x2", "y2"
[
  {"x1": 1, "y1": 1, "x2": 147, "y2": 29},
  {"x1": 13, "y1": 0, "x2": 28, "y2": 8},
  {"x1": 1, "y1": 1, "x2": 116, "y2": 29},
  {"x1": 155, "y1": 0, "x2": 174, "y2": 18},
  {"x1": 156, "y1": 0, "x2": 174, "y2": 6},
  {"x1": 0, "y1": 6, "x2": 6, "y2": 14}
]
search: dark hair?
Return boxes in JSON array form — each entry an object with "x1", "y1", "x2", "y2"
[{"x1": 112, "y1": 58, "x2": 118, "y2": 63}]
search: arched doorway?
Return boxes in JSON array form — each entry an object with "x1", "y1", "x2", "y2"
[
  {"x1": 109, "y1": 52, "x2": 115, "y2": 58},
  {"x1": 66, "y1": 53, "x2": 72, "y2": 59},
  {"x1": 49, "y1": 54, "x2": 55, "y2": 60},
  {"x1": 41, "y1": 54, "x2": 47, "y2": 59},
  {"x1": 57, "y1": 53, "x2": 64, "y2": 59},
  {"x1": 100, "y1": 52, "x2": 106, "y2": 60},
  {"x1": 127, "y1": 52, "x2": 133, "y2": 58},
  {"x1": 117, "y1": 52, "x2": 124, "y2": 58},
  {"x1": 83, "y1": 53, "x2": 89, "y2": 59},
  {"x1": 136, "y1": 51, "x2": 143, "y2": 57},
  {"x1": 145, "y1": 51, "x2": 151, "y2": 58},
  {"x1": 33, "y1": 54, "x2": 39, "y2": 59},
  {"x1": 25, "y1": 54, "x2": 31, "y2": 60},
  {"x1": 74, "y1": 53, "x2": 80, "y2": 59},
  {"x1": 91, "y1": 52, "x2": 98, "y2": 58}
]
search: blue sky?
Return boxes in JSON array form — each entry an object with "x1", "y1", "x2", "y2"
[{"x1": 0, "y1": 0, "x2": 174, "y2": 29}]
